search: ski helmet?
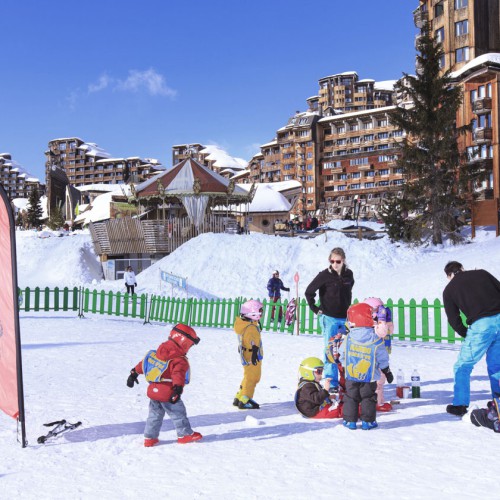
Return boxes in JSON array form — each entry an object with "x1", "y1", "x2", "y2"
[
  {"x1": 363, "y1": 297, "x2": 383, "y2": 309},
  {"x1": 299, "y1": 357, "x2": 324, "y2": 381},
  {"x1": 169, "y1": 323, "x2": 200, "y2": 353},
  {"x1": 347, "y1": 302, "x2": 375, "y2": 328},
  {"x1": 240, "y1": 299, "x2": 263, "y2": 321}
]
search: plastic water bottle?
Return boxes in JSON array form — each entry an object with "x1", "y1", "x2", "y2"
[
  {"x1": 396, "y1": 369, "x2": 404, "y2": 398},
  {"x1": 411, "y1": 369, "x2": 421, "y2": 398}
]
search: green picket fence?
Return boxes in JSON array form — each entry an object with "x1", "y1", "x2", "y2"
[{"x1": 18, "y1": 286, "x2": 463, "y2": 343}]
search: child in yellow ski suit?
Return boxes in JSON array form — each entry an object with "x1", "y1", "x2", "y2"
[{"x1": 233, "y1": 299, "x2": 263, "y2": 409}]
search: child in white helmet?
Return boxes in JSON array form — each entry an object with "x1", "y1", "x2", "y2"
[
  {"x1": 364, "y1": 297, "x2": 394, "y2": 412},
  {"x1": 295, "y1": 357, "x2": 343, "y2": 419},
  {"x1": 233, "y1": 299, "x2": 264, "y2": 409}
]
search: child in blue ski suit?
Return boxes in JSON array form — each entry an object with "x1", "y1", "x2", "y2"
[{"x1": 340, "y1": 302, "x2": 393, "y2": 430}]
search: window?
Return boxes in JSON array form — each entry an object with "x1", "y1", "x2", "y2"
[
  {"x1": 337, "y1": 138, "x2": 347, "y2": 145},
  {"x1": 351, "y1": 184, "x2": 360, "y2": 190},
  {"x1": 378, "y1": 132, "x2": 389, "y2": 139},
  {"x1": 435, "y1": 27, "x2": 444, "y2": 43},
  {"x1": 362, "y1": 122, "x2": 373, "y2": 130},
  {"x1": 307, "y1": 175, "x2": 313, "y2": 181},
  {"x1": 378, "y1": 180, "x2": 390, "y2": 187},
  {"x1": 337, "y1": 185, "x2": 346, "y2": 191},
  {"x1": 350, "y1": 157, "x2": 369, "y2": 166},
  {"x1": 455, "y1": 47, "x2": 469, "y2": 63},
  {"x1": 455, "y1": 0, "x2": 467, "y2": 9},
  {"x1": 379, "y1": 169, "x2": 390, "y2": 176},
  {"x1": 307, "y1": 165, "x2": 313, "y2": 170},
  {"x1": 478, "y1": 85, "x2": 485, "y2": 98},
  {"x1": 351, "y1": 172, "x2": 361, "y2": 179},
  {"x1": 365, "y1": 171, "x2": 375, "y2": 178},
  {"x1": 307, "y1": 152, "x2": 313, "y2": 158},
  {"x1": 364, "y1": 182, "x2": 375, "y2": 188},
  {"x1": 439, "y1": 54, "x2": 445, "y2": 69},
  {"x1": 336, "y1": 126, "x2": 345, "y2": 134},
  {"x1": 435, "y1": 2, "x2": 444, "y2": 16},
  {"x1": 377, "y1": 119, "x2": 388, "y2": 127},
  {"x1": 487, "y1": 83, "x2": 492, "y2": 98},
  {"x1": 455, "y1": 20, "x2": 468, "y2": 36},
  {"x1": 349, "y1": 124, "x2": 359, "y2": 131},
  {"x1": 393, "y1": 179, "x2": 404, "y2": 186}
]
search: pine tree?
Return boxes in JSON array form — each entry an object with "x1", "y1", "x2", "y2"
[
  {"x1": 27, "y1": 186, "x2": 44, "y2": 229},
  {"x1": 384, "y1": 27, "x2": 484, "y2": 245},
  {"x1": 46, "y1": 204, "x2": 65, "y2": 230}
]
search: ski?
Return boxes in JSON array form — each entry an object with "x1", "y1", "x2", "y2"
[{"x1": 37, "y1": 420, "x2": 82, "y2": 443}]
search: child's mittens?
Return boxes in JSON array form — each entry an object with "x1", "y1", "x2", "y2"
[
  {"x1": 251, "y1": 345, "x2": 259, "y2": 365},
  {"x1": 376, "y1": 305, "x2": 388, "y2": 322},
  {"x1": 169, "y1": 385, "x2": 183, "y2": 404},
  {"x1": 382, "y1": 367, "x2": 394, "y2": 383}
]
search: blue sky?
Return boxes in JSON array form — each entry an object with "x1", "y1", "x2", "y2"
[{"x1": 0, "y1": 0, "x2": 416, "y2": 180}]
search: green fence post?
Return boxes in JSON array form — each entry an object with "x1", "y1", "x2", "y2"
[
  {"x1": 397, "y1": 299, "x2": 405, "y2": 340},
  {"x1": 131, "y1": 294, "x2": 137, "y2": 318},
  {"x1": 44, "y1": 287, "x2": 50, "y2": 311},
  {"x1": 84, "y1": 288, "x2": 90, "y2": 313},
  {"x1": 24, "y1": 287, "x2": 31, "y2": 312},
  {"x1": 34, "y1": 287, "x2": 40, "y2": 311},
  {"x1": 91, "y1": 290, "x2": 98, "y2": 314},
  {"x1": 99, "y1": 290, "x2": 105, "y2": 314},
  {"x1": 62, "y1": 287, "x2": 69, "y2": 311},
  {"x1": 409, "y1": 299, "x2": 417, "y2": 341},
  {"x1": 433, "y1": 299, "x2": 442, "y2": 343},
  {"x1": 140, "y1": 294, "x2": 148, "y2": 321},
  {"x1": 73, "y1": 287, "x2": 80, "y2": 312},
  {"x1": 107, "y1": 291, "x2": 113, "y2": 316},
  {"x1": 115, "y1": 292, "x2": 122, "y2": 317},
  {"x1": 123, "y1": 294, "x2": 130, "y2": 317},
  {"x1": 421, "y1": 299, "x2": 429, "y2": 342},
  {"x1": 53, "y1": 287, "x2": 60, "y2": 311}
]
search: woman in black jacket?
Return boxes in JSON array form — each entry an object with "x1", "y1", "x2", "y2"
[{"x1": 305, "y1": 247, "x2": 354, "y2": 390}]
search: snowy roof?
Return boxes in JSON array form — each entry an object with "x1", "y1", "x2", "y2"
[
  {"x1": 318, "y1": 105, "x2": 396, "y2": 123},
  {"x1": 74, "y1": 186, "x2": 132, "y2": 225},
  {"x1": 11, "y1": 198, "x2": 29, "y2": 211},
  {"x1": 199, "y1": 145, "x2": 247, "y2": 170},
  {"x1": 77, "y1": 142, "x2": 112, "y2": 159},
  {"x1": 319, "y1": 71, "x2": 358, "y2": 80},
  {"x1": 215, "y1": 184, "x2": 291, "y2": 213},
  {"x1": 306, "y1": 95, "x2": 319, "y2": 100},
  {"x1": 0, "y1": 153, "x2": 39, "y2": 182},
  {"x1": 75, "y1": 184, "x2": 126, "y2": 193},
  {"x1": 49, "y1": 137, "x2": 83, "y2": 143},
  {"x1": 374, "y1": 80, "x2": 397, "y2": 91},
  {"x1": 260, "y1": 139, "x2": 278, "y2": 148},
  {"x1": 357, "y1": 79, "x2": 375, "y2": 83},
  {"x1": 236, "y1": 180, "x2": 301, "y2": 195},
  {"x1": 450, "y1": 52, "x2": 500, "y2": 79}
]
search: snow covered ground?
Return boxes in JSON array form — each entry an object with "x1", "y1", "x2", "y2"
[
  {"x1": 3, "y1": 224, "x2": 499, "y2": 499},
  {"x1": 1, "y1": 315, "x2": 496, "y2": 499}
]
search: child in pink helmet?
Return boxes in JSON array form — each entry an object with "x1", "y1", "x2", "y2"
[
  {"x1": 233, "y1": 299, "x2": 264, "y2": 409},
  {"x1": 364, "y1": 297, "x2": 394, "y2": 412}
]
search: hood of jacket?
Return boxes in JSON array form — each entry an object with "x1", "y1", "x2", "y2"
[
  {"x1": 156, "y1": 338, "x2": 188, "y2": 360},
  {"x1": 234, "y1": 316, "x2": 258, "y2": 335},
  {"x1": 348, "y1": 326, "x2": 378, "y2": 344}
]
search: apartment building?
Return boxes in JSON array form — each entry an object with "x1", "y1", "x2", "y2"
[
  {"x1": 46, "y1": 137, "x2": 163, "y2": 188},
  {"x1": 247, "y1": 71, "x2": 400, "y2": 218},
  {"x1": 0, "y1": 153, "x2": 43, "y2": 200},
  {"x1": 414, "y1": 0, "x2": 500, "y2": 73},
  {"x1": 318, "y1": 72, "x2": 394, "y2": 114},
  {"x1": 319, "y1": 107, "x2": 405, "y2": 219}
]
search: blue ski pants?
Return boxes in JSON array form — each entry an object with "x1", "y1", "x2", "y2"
[
  {"x1": 319, "y1": 314, "x2": 346, "y2": 385},
  {"x1": 453, "y1": 313, "x2": 500, "y2": 406},
  {"x1": 144, "y1": 399, "x2": 193, "y2": 439}
]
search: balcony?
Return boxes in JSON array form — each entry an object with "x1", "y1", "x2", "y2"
[
  {"x1": 413, "y1": 8, "x2": 428, "y2": 29},
  {"x1": 473, "y1": 97, "x2": 492, "y2": 115},
  {"x1": 467, "y1": 157, "x2": 493, "y2": 171},
  {"x1": 358, "y1": 164, "x2": 373, "y2": 171},
  {"x1": 473, "y1": 127, "x2": 493, "y2": 144}
]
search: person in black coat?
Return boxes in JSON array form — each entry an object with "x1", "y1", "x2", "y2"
[
  {"x1": 443, "y1": 261, "x2": 500, "y2": 417},
  {"x1": 305, "y1": 248, "x2": 354, "y2": 390}
]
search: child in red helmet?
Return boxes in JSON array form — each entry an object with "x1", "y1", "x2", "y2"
[
  {"x1": 127, "y1": 323, "x2": 202, "y2": 447},
  {"x1": 233, "y1": 299, "x2": 264, "y2": 409},
  {"x1": 340, "y1": 302, "x2": 393, "y2": 430}
]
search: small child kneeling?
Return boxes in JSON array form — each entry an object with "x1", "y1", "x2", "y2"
[
  {"x1": 295, "y1": 357, "x2": 343, "y2": 419},
  {"x1": 340, "y1": 302, "x2": 394, "y2": 430}
]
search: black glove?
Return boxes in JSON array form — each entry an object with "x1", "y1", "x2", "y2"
[
  {"x1": 127, "y1": 368, "x2": 139, "y2": 388},
  {"x1": 169, "y1": 385, "x2": 183, "y2": 404},
  {"x1": 134, "y1": 283, "x2": 137, "y2": 287},
  {"x1": 382, "y1": 367, "x2": 394, "y2": 384},
  {"x1": 251, "y1": 345, "x2": 259, "y2": 365},
  {"x1": 284, "y1": 287, "x2": 290, "y2": 292}
]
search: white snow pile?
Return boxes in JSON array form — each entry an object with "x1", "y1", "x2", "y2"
[
  {"x1": 16, "y1": 231, "x2": 103, "y2": 288},
  {"x1": 15, "y1": 222, "x2": 500, "y2": 304}
]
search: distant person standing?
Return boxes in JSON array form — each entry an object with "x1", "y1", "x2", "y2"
[
  {"x1": 125, "y1": 266, "x2": 137, "y2": 295},
  {"x1": 443, "y1": 261, "x2": 500, "y2": 416},
  {"x1": 267, "y1": 270, "x2": 290, "y2": 321},
  {"x1": 305, "y1": 248, "x2": 354, "y2": 391}
]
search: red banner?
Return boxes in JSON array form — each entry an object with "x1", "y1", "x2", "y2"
[{"x1": 0, "y1": 185, "x2": 25, "y2": 429}]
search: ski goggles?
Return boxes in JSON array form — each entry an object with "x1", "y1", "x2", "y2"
[{"x1": 314, "y1": 368, "x2": 324, "y2": 375}]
